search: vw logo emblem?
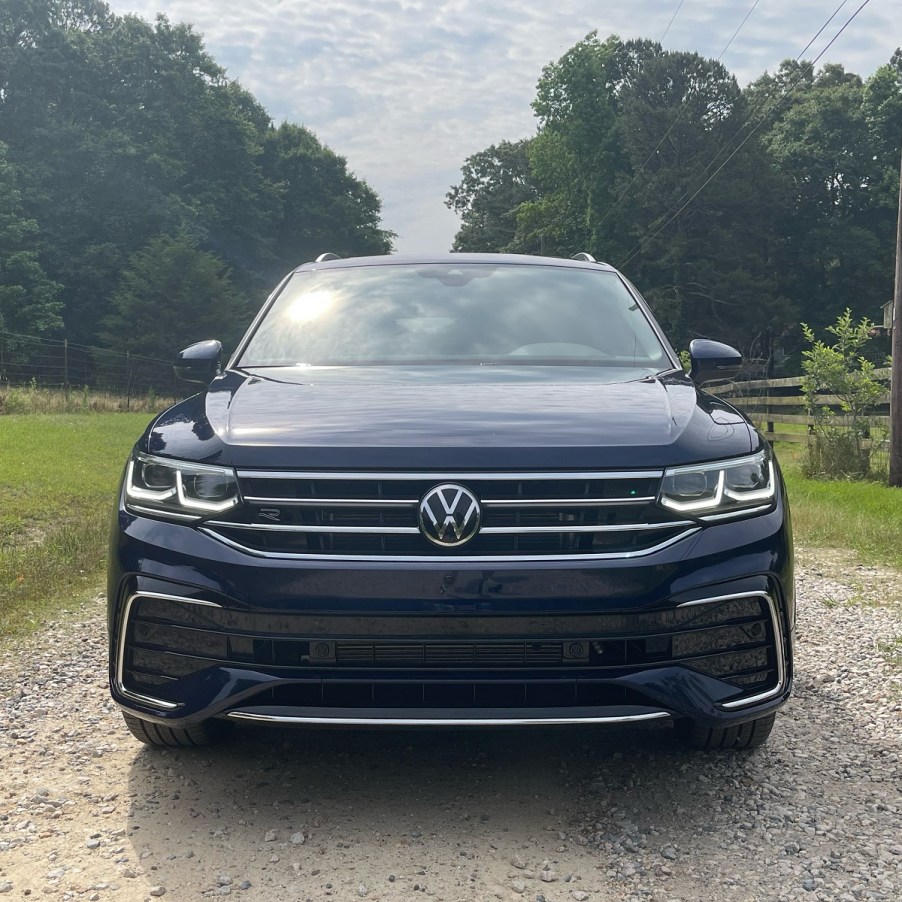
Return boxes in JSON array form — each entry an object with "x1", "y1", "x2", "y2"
[{"x1": 418, "y1": 483, "x2": 482, "y2": 547}]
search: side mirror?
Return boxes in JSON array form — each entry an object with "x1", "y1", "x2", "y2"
[
  {"x1": 174, "y1": 340, "x2": 222, "y2": 385},
  {"x1": 688, "y1": 339, "x2": 742, "y2": 386}
]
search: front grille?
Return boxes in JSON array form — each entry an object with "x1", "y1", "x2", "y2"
[
  {"x1": 120, "y1": 594, "x2": 780, "y2": 709},
  {"x1": 202, "y1": 470, "x2": 697, "y2": 559}
]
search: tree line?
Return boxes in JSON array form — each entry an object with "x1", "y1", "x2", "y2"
[
  {"x1": 0, "y1": 0, "x2": 393, "y2": 359},
  {"x1": 2, "y1": 12, "x2": 900, "y2": 369},
  {"x1": 446, "y1": 34, "x2": 902, "y2": 365}
]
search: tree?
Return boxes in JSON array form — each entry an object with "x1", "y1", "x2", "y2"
[
  {"x1": 445, "y1": 140, "x2": 535, "y2": 252},
  {"x1": 594, "y1": 44, "x2": 782, "y2": 347},
  {"x1": 261, "y1": 122, "x2": 393, "y2": 274},
  {"x1": 0, "y1": 1, "x2": 395, "y2": 346},
  {"x1": 103, "y1": 233, "x2": 249, "y2": 360},
  {"x1": 515, "y1": 32, "x2": 623, "y2": 257},
  {"x1": 0, "y1": 142, "x2": 62, "y2": 335},
  {"x1": 494, "y1": 34, "x2": 791, "y2": 352},
  {"x1": 753, "y1": 60, "x2": 900, "y2": 340}
]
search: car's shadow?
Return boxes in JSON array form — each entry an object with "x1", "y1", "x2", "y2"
[
  {"x1": 122, "y1": 680, "x2": 901, "y2": 900},
  {"x1": 121, "y1": 714, "x2": 806, "y2": 896}
]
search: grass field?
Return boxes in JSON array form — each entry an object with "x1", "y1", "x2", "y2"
[
  {"x1": 0, "y1": 413, "x2": 152, "y2": 636},
  {"x1": 774, "y1": 442, "x2": 902, "y2": 571},
  {"x1": 1, "y1": 413, "x2": 901, "y2": 641}
]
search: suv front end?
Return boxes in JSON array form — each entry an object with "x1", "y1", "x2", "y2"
[{"x1": 108, "y1": 254, "x2": 793, "y2": 750}]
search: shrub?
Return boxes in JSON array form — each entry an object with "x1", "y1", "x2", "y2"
[{"x1": 800, "y1": 310, "x2": 884, "y2": 479}]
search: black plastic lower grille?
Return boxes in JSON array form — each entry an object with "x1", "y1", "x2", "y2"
[{"x1": 121, "y1": 594, "x2": 780, "y2": 709}]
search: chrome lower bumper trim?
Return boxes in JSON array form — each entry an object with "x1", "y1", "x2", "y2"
[
  {"x1": 225, "y1": 710, "x2": 671, "y2": 727},
  {"x1": 201, "y1": 525, "x2": 700, "y2": 562}
]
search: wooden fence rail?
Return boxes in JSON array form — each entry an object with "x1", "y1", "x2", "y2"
[{"x1": 706, "y1": 367, "x2": 892, "y2": 447}]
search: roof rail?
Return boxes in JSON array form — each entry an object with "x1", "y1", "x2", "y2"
[
  {"x1": 571, "y1": 252, "x2": 596, "y2": 263},
  {"x1": 315, "y1": 252, "x2": 341, "y2": 262}
]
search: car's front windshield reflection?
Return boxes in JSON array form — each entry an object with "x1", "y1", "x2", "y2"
[{"x1": 238, "y1": 263, "x2": 669, "y2": 370}]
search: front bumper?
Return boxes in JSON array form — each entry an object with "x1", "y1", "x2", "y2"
[{"x1": 108, "y1": 499, "x2": 794, "y2": 730}]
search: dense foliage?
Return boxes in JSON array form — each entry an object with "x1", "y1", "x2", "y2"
[
  {"x1": 0, "y1": 0, "x2": 393, "y2": 356},
  {"x1": 448, "y1": 34, "x2": 902, "y2": 363}
]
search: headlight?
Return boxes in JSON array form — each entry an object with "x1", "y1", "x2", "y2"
[
  {"x1": 125, "y1": 453, "x2": 240, "y2": 519},
  {"x1": 658, "y1": 450, "x2": 775, "y2": 517}
]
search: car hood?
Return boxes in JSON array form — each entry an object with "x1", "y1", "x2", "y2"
[{"x1": 143, "y1": 367, "x2": 755, "y2": 470}]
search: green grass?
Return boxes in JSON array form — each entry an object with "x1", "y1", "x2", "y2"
[
  {"x1": 0, "y1": 413, "x2": 152, "y2": 637},
  {"x1": 775, "y1": 442, "x2": 902, "y2": 571},
  {"x1": 877, "y1": 637, "x2": 902, "y2": 669}
]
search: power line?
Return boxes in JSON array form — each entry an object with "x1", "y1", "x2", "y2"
[
  {"x1": 660, "y1": 1, "x2": 685, "y2": 43},
  {"x1": 616, "y1": 0, "x2": 873, "y2": 271},
  {"x1": 694, "y1": 0, "x2": 850, "y2": 185},
  {"x1": 601, "y1": 0, "x2": 847, "y2": 248},
  {"x1": 718, "y1": 0, "x2": 762, "y2": 60},
  {"x1": 595, "y1": 0, "x2": 761, "y2": 234},
  {"x1": 795, "y1": 0, "x2": 849, "y2": 60}
]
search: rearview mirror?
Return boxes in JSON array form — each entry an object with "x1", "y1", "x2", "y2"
[
  {"x1": 174, "y1": 340, "x2": 222, "y2": 385},
  {"x1": 688, "y1": 339, "x2": 742, "y2": 386}
]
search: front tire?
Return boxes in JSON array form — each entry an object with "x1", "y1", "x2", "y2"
[
  {"x1": 675, "y1": 712, "x2": 776, "y2": 751},
  {"x1": 121, "y1": 711, "x2": 231, "y2": 747}
]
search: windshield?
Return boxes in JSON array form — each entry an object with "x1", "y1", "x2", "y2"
[{"x1": 238, "y1": 263, "x2": 671, "y2": 369}]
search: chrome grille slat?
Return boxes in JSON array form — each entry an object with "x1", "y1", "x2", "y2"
[
  {"x1": 479, "y1": 522, "x2": 692, "y2": 534},
  {"x1": 236, "y1": 469, "x2": 665, "y2": 481},
  {"x1": 207, "y1": 520, "x2": 692, "y2": 535},
  {"x1": 483, "y1": 497, "x2": 656, "y2": 507},
  {"x1": 243, "y1": 497, "x2": 418, "y2": 506},
  {"x1": 206, "y1": 522, "x2": 422, "y2": 534}
]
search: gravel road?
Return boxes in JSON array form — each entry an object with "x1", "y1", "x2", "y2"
[{"x1": 1, "y1": 549, "x2": 900, "y2": 902}]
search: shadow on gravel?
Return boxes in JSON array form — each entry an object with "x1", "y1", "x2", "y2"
[{"x1": 121, "y1": 718, "x2": 780, "y2": 894}]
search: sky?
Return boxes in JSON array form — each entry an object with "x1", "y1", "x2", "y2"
[{"x1": 104, "y1": 0, "x2": 900, "y2": 253}]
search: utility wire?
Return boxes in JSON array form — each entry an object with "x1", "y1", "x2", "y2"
[
  {"x1": 718, "y1": 0, "x2": 762, "y2": 60},
  {"x1": 595, "y1": 0, "x2": 761, "y2": 233},
  {"x1": 616, "y1": 0, "x2": 872, "y2": 271},
  {"x1": 601, "y1": 0, "x2": 845, "y2": 242},
  {"x1": 660, "y1": 1, "x2": 685, "y2": 43},
  {"x1": 795, "y1": 0, "x2": 849, "y2": 60},
  {"x1": 694, "y1": 0, "x2": 849, "y2": 184}
]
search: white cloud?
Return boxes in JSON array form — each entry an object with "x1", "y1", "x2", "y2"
[{"x1": 106, "y1": 0, "x2": 900, "y2": 253}]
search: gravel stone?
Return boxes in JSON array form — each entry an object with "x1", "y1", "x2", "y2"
[{"x1": 0, "y1": 553, "x2": 899, "y2": 902}]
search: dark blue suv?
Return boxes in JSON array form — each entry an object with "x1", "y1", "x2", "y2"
[{"x1": 108, "y1": 253, "x2": 793, "y2": 750}]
